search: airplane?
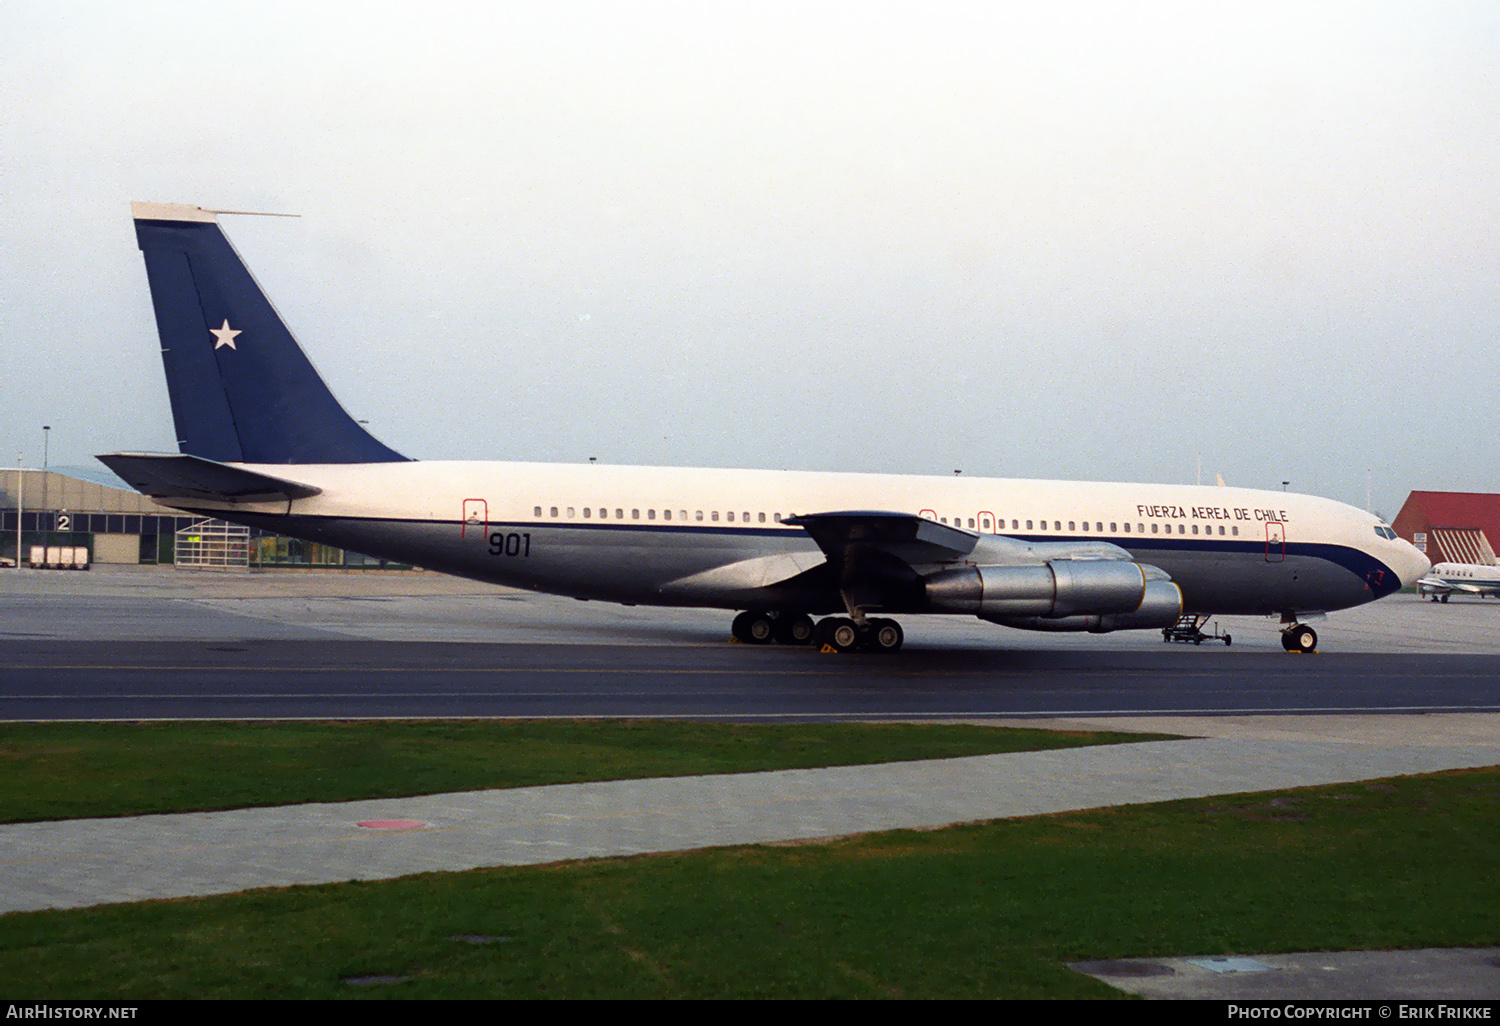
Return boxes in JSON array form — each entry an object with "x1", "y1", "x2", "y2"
[
  {"x1": 99, "y1": 202, "x2": 1431, "y2": 654},
  {"x1": 1415, "y1": 562, "x2": 1500, "y2": 603}
]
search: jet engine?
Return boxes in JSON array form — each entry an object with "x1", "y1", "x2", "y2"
[{"x1": 923, "y1": 560, "x2": 1182, "y2": 633}]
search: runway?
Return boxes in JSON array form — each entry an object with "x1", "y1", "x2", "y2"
[
  {"x1": 0, "y1": 560, "x2": 1493, "y2": 795},
  {"x1": 4, "y1": 640, "x2": 1500, "y2": 721},
  {"x1": 2, "y1": 567, "x2": 1498, "y2": 722}
]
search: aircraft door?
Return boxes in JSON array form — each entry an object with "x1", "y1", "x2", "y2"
[
  {"x1": 462, "y1": 498, "x2": 488, "y2": 539},
  {"x1": 1265, "y1": 521, "x2": 1285, "y2": 563}
]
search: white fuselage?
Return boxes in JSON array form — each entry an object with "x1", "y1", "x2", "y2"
[
  {"x1": 156, "y1": 460, "x2": 1430, "y2": 618},
  {"x1": 1416, "y1": 562, "x2": 1500, "y2": 600}
]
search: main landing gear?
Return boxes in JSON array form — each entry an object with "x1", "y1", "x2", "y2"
[
  {"x1": 1280, "y1": 622, "x2": 1318, "y2": 653},
  {"x1": 730, "y1": 611, "x2": 904, "y2": 653}
]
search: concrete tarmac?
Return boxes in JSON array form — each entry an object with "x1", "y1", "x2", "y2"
[{"x1": 1, "y1": 566, "x2": 1497, "y2": 999}]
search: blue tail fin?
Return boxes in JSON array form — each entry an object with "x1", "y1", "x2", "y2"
[{"x1": 131, "y1": 202, "x2": 409, "y2": 464}]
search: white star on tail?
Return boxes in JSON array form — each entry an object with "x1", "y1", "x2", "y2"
[{"x1": 210, "y1": 319, "x2": 241, "y2": 350}]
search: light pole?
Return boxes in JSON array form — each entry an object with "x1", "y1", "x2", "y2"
[
  {"x1": 14, "y1": 453, "x2": 22, "y2": 569},
  {"x1": 41, "y1": 426, "x2": 49, "y2": 514}
]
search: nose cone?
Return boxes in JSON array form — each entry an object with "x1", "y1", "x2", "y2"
[{"x1": 1394, "y1": 539, "x2": 1432, "y2": 589}]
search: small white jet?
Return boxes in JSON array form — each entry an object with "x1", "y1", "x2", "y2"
[
  {"x1": 100, "y1": 202, "x2": 1430, "y2": 653},
  {"x1": 1416, "y1": 563, "x2": 1500, "y2": 603}
]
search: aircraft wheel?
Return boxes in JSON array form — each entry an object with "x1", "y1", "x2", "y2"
[
  {"x1": 827, "y1": 618, "x2": 862, "y2": 653},
  {"x1": 1283, "y1": 624, "x2": 1317, "y2": 653},
  {"x1": 732, "y1": 611, "x2": 775, "y2": 644},
  {"x1": 866, "y1": 618, "x2": 903, "y2": 653},
  {"x1": 1441, "y1": 595, "x2": 1449, "y2": 603},
  {"x1": 774, "y1": 612, "x2": 815, "y2": 645}
]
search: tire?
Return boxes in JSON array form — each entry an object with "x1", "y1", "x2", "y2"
[
  {"x1": 774, "y1": 613, "x2": 815, "y2": 646},
  {"x1": 868, "y1": 618, "x2": 903, "y2": 653},
  {"x1": 745, "y1": 612, "x2": 776, "y2": 644},
  {"x1": 829, "y1": 618, "x2": 861, "y2": 653},
  {"x1": 1287, "y1": 625, "x2": 1317, "y2": 653}
]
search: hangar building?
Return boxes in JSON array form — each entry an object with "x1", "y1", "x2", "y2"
[
  {"x1": 1392, "y1": 491, "x2": 1500, "y2": 566},
  {"x1": 2, "y1": 469, "x2": 395, "y2": 569}
]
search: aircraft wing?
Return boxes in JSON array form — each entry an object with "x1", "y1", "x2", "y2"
[
  {"x1": 1416, "y1": 575, "x2": 1456, "y2": 596},
  {"x1": 781, "y1": 511, "x2": 986, "y2": 616},
  {"x1": 783, "y1": 511, "x2": 981, "y2": 563},
  {"x1": 97, "y1": 452, "x2": 322, "y2": 503}
]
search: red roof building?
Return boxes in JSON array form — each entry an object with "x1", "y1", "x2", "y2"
[{"x1": 1392, "y1": 492, "x2": 1500, "y2": 565}]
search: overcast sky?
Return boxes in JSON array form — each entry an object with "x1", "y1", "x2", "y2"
[{"x1": 3, "y1": 0, "x2": 1496, "y2": 516}]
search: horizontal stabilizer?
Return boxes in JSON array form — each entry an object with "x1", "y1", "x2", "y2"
[{"x1": 96, "y1": 452, "x2": 321, "y2": 503}]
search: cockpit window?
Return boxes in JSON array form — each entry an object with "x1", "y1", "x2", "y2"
[{"x1": 1373, "y1": 526, "x2": 1398, "y2": 540}]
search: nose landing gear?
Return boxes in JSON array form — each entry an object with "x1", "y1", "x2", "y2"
[{"x1": 1280, "y1": 623, "x2": 1318, "y2": 653}]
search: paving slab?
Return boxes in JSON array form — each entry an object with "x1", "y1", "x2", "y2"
[{"x1": 1071, "y1": 946, "x2": 1500, "y2": 1000}]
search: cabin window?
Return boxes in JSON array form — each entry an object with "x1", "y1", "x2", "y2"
[
  {"x1": 534, "y1": 506, "x2": 542, "y2": 517},
  {"x1": 759, "y1": 512, "x2": 766, "y2": 523},
  {"x1": 648, "y1": 509, "x2": 657, "y2": 520},
  {"x1": 726, "y1": 511, "x2": 734, "y2": 522},
  {"x1": 632, "y1": 509, "x2": 640, "y2": 520},
  {"x1": 1191, "y1": 524, "x2": 1198, "y2": 535},
  {"x1": 680, "y1": 511, "x2": 687, "y2": 521},
  {"x1": 774, "y1": 513, "x2": 782, "y2": 522},
  {"x1": 1026, "y1": 520, "x2": 1033, "y2": 530},
  {"x1": 711, "y1": 511, "x2": 719, "y2": 522},
  {"x1": 550, "y1": 507, "x2": 559, "y2": 518},
  {"x1": 615, "y1": 509, "x2": 623, "y2": 519},
  {"x1": 567, "y1": 507, "x2": 575, "y2": 518},
  {"x1": 663, "y1": 509, "x2": 671, "y2": 521},
  {"x1": 583, "y1": 508, "x2": 591, "y2": 518},
  {"x1": 1232, "y1": 526, "x2": 1238, "y2": 536},
  {"x1": 965, "y1": 518, "x2": 973, "y2": 528},
  {"x1": 1151, "y1": 523, "x2": 1158, "y2": 534},
  {"x1": 1068, "y1": 521, "x2": 1075, "y2": 531},
  {"x1": 1110, "y1": 523, "x2": 1117, "y2": 532},
  {"x1": 1122, "y1": 523, "x2": 1130, "y2": 532},
  {"x1": 696, "y1": 511, "x2": 704, "y2": 522}
]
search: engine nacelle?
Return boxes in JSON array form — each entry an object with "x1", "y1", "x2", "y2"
[
  {"x1": 982, "y1": 579, "x2": 1184, "y2": 633},
  {"x1": 924, "y1": 560, "x2": 1183, "y2": 631}
]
